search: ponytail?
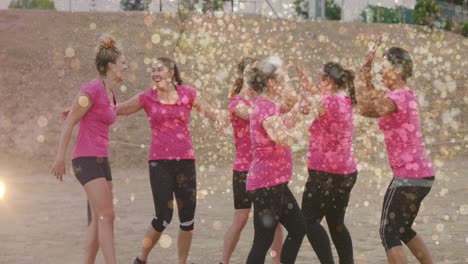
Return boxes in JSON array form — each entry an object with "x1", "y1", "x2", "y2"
[
  {"x1": 343, "y1": 69, "x2": 357, "y2": 105},
  {"x1": 230, "y1": 77, "x2": 244, "y2": 99}
]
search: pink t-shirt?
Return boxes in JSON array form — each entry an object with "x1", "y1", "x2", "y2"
[
  {"x1": 378, "y1": 88, "x2": 435, "y2": 178},
  {"x1": 307, "y1": 94, "x2": 357, "y2": 174},
  {"x1": 72, "y1": 79, "x2": 117, "y2": 159},
  {"x1": 139, "y1": 85, "x2": 197, "y2": 161},
  {"x1": 247, "y1": 98, "x2": 293, "y2": 191},
  {"x1": 229, "y1": 95, "x2": 253, "y2": 172}
]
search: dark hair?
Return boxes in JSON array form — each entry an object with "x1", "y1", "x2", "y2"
[
  {"x1": 95, "y1": 34, "x2": 122, "y2": 76},
  {"x1": 230, "y1": 57, "x2": 256, "y2": 98},
  {"x1": 322, "y1": 62, "x2": 356, "y2": 105},
  {"x1": 244, "y1": 59, "x2": 278, "y2": 94},
  {"x1": 383, "y1": 47, "x2": 413, "y2": 81},
  {"x1": 155, "y1": 57, "x2": 183, "y2": 85}
]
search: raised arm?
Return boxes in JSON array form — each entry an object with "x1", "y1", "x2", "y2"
[
  {"x1": 355, "y1": 37, "x2": 397, "y2": 118},
  {"x1": 116, "y1": 93, "x2": 143, "y2": 116},
  {"x1": 51, "y1": 93, "x2": 93, "y2": 181}
]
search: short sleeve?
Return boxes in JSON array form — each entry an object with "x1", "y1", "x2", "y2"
[
  {"x1": 138, "y1": 89, "x2": 152, "y2": 110},
  {"x1": 258, "y1": 100, "x2": 280, "y2": 123},
  {"x1": 229, "y1": 96, "x2": 248, "y2": 116},
  {"x1": 385, "y1": 89, "x2": 410, "y2": 113},
  {"x1": 179, "y1": 85, "x2": 197, "y2": 108},
  {"x1": 80, "y1": 82, "x2": 98, "y2": 101}
]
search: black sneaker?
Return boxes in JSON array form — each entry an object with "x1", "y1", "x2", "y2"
[{"x1": 133, "y1": 257, "x2": 146, "y2": 264}]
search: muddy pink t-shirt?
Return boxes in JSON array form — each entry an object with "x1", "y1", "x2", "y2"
[
  {"x1": 72, "y1": 79, "x2": 117, "y2": 159},
  {"x1": 307, "y1": 94, "x2": 357, "y2": 174},
  {"x1": 229, "y1": 95, "x2": 253, "y2": 172},
  {"x1": 139, "y1": 85, "x2": 197, "y2": 161},
  {"x1": 247, "y1": 98, "x2": 293, "y2": 191},
  {"x1": 378, "y1": 88, "x2": 435, "y2": 178}
]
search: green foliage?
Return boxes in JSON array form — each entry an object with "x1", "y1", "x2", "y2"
[
  {"x1": 414, "y1": 0, "x2": 441, "y2": 26},
  {"x1": 202, "y1": 0, "x2": 224, "y2": 13},
  {"x1": 294, "y1": 0, "x2": 309, "y2": 18},
  {"x1": 361, "y1": 5, "x2": 415, "y2": 24},
  {"x1": 442, "y1": 18, "x2": 453, "y2": 30},
  {"x1": 463, "y1": 22, "x2": 468, "y2": 37},
  {"x1": 9, "y1": 0, "x2": 55, "y2": 10},
  {"x1": 120, "y1": 0, "x2": 152, "y2": 11},
  {"x1": 325, "y1": 0, "x2": 341, "y2": 20}
]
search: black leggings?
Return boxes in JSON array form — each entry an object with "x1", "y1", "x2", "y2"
[
  {"x1": 301, "y1": 170, "x2": 357, "y2": 264},
  {"x1": 148, "y1": 160, "x2": 197, "y2": 232},
  {"x1": 247, "y1": 183, "x2": 305, "y2": 264},
  {"x1": 380, "y1": 176, "x2": 433, "y2": 251}
]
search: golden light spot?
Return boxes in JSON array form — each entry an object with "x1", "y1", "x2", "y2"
[
  {"x1": 37, "y1": 135, "x2": 45, "y2": 143},
  {"x1": 130, "y1": 193, "x2": 135, "y2": 202},
  {"x1": 113, "y1": 198, "x2": 119, "y2": 205},
  {"x1": 120, "y1": 85, "x2": 127, "y2": 93},
  {"x1": 270, "y1": 250, "x2": 277, "y2": 257},
  {"x1": 142, "y1": 237, "x2": 153, "y2": 249},
  {"x1": 159, "y1": 234, "x2": 172, "y2": 248},
  {"x1": 151, "y1": 34, "x2": 161, "y2": 44},
  {"x1": 71, "y1": 58, "x2": 81, "y2": 70},
  {"x1": 212, "y1": 221, "x2": 223, "y2": 231},
  {"x1": 144, "y1": 16, "x2": 153, "y2": 26},
  {"x1": 144, "y1": 57, "x2": 151, "y2": 65},
  {"x1": 78, "y1": 95, "x2": 90, "y2": 107},
  {"x1": 37, "y1": 116, "x2": 48, "y2": 127},
  {"x1": 130, "y1": 61, "x2": 139, "y2": 71},
  {"x1": 65, "y1": 47, "x2": 75, "y2": 58},
  {"x1": 460, "y1": 205, "x2": 468, "y2": 215},
  {"x1": 145, "y1": 41, "x2": 152, "y2": 50},
  {"x1": 89, "y1": 23, "x2": 96, "y2": 30},
  {"x1": 0, "y1": 181, "x2": 6, "y2": 200}
]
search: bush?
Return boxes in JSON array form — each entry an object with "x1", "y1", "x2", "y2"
[
  {"x1": 9, "y1": 0, "x2": 55, "y2": 10},
  {"x1": 415, "y1": 0, "x2": 441, "y2": 27},
  {"x1": 463, "y1": 22, "x2": 468, "y2": 37}
]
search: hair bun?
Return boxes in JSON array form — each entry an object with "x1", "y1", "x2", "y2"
[{"x1": 98, "y1": 34, "x2": 117, "y2": 50}]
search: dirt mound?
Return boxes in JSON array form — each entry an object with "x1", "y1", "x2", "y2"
[{"x1": 0, "y1": 10, "x2": 466, "y2": 174}]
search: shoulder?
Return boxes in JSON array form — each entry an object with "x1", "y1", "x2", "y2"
[
  {"x1": 80, "y1": 79, "x2": 102, "y2": 98},
  {"x1": 178, "y1": 85, "x2": 197, "y2": 98}
]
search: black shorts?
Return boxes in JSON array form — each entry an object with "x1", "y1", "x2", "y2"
[
  {"x1": 72, "y1": 157, "x2": 112, "y2": 186},
  {"x1": 380, "y1": 176, "x2": 434, "y2": 250},
  {"x1": 149, "y1": 159, "x2": 197, "y2": 232},
  {"x1": 232, "y1": 170, "x2": 252, "y2": 209}
]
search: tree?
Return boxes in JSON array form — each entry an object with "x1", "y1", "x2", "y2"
[
  {"x1": 325, "y1": 0, "x2": 341, "y2": 20},
  {"x1": 414, "y1": 0, "x2": 441, "y2": 26},
  {"x1": 361, "y1": 5, "x2": 415, "y2": 24},
  {"x1": 120, "y1": 0, "x2": 152, "y2": 11},
  {"x1": 202, "y1": 0, "x2": 224, "y2": 13},
  {"x1": 9, "y1": 0, "x2": 55, "y2": 10},
  {"x1": 294, "y1": 0, "x2": 309, "y2": 18}
]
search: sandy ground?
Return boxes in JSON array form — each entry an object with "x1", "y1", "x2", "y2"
[
  {"x1": 0, "y1": 9, "x2": 467, "y2": 264},
  {"x1": 0, "y1": 156, "x2": 467, "y2": 264}
]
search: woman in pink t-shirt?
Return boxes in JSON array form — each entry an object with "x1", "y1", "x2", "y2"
[
  {"x1": 51, "y1": 35, "x2": 128, "y2": 264},
  {"x1": 116, "y1": 57, "x2": 224, "y2": 264},
  {"x1": 298, "y1": 62, "x2": 358, "y2": 263},
  {"x1": 243, "y1": 56, "x2": 316, "y2": 264},
  {"x1": 221, "y1": 57, "x2": 284, "y2": 264},
  {"x1": 355, "y1": 40, "x2": 435, "y2": 264}
]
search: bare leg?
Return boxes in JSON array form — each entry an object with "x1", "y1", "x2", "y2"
[
  {"x1": 386, "y1": 246, "x2": 408, "y2": 264},
  {"x1": 406, "y1": 234, "x2": 433, "y2": 264},
  {"x1": 270, "y1": 224, "x2": 283, "y2": 264},
  {"x1": 84, "y1": 178, "x2": 116, "y2": 264},
  {"x1": 84, "y1": 205, "x2": 99, "y2": 264},
  {"x1": 137, "y1": 225, "x2": 162, "y2": 262},
  {"x1": 222, "y1": 209, "x2": 250, "y2": 264},
  {"x1": 178, "y1": 230, "x2": 193, "y2": 264}
]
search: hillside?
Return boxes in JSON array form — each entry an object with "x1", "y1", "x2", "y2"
[{"x1": 0, "y1": 9, "x2": 466, "y2": 175}]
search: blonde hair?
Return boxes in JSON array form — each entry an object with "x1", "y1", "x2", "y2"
[{"x1": 95, "y1": 34, "x2": 122, "y2": 76}]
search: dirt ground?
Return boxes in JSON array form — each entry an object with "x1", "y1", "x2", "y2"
[{"x1": 0, "y1": 9, "x2": 467, "y2": 263}]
